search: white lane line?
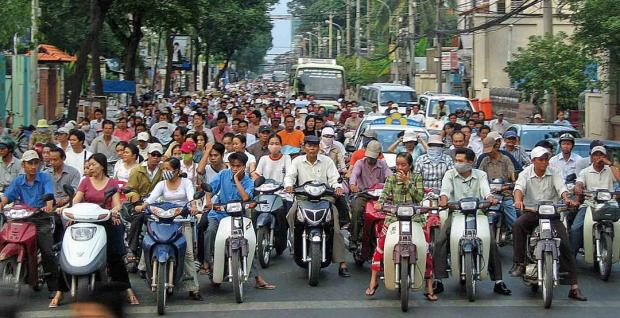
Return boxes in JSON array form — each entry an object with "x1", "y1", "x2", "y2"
[{"x1": 18, "y1": 299, "x2": 620, "y2": 317}]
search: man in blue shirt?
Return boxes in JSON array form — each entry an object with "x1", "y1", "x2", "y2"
[{"x1": 0, "y1": 150, "x2": 64, "y2": 307}]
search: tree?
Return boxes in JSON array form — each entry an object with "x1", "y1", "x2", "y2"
[
  {"x1": 505, "y1": 33, "x2": 590, "y2": 111},
  {"x1": 565, "y1": 0, "x2": 620, "y2": 63},
  {"x1": 0, "y1": 0, "x2": 31, "y2": 50}
]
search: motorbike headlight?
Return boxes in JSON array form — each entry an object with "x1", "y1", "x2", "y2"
[
  {"x1": 5, "y1": 209, "x2": 32, "y2": 219},
  {"x1": 490, "y1": 184, "x2": 502, "y2": 192},
  {"x1": 538, "y1": 205, "x2": 556, "y2": 215},
  {"x1": 304, "y1": 184, "x2": 326, "y2": 197},
  {"x1": 597, "y1": 191, "x2": 612, "y2": 201},
  {"x1": 460, "y1": 201, "x2": 478, "y2": 211},
  {"x1": 226, "y1": 202, "x2": 243, "y2": 213},
  {"x1": 157, "y1": 208, "x2": 179, "y2": 219},
  {"x1": 71, "y1": 227, "x2": 96, "y2": 241},
  {"x1": 397, "y1": 206, "x2": 415, "y2": 217}
]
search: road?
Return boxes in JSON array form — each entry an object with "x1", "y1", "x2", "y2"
[{"x1": 10, "y1": 244, "x2": 620, "y2": 318}]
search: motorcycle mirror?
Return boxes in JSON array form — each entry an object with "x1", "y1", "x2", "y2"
[
  {"x1": 62, "y1": 184, "x2": 76, "y2": 198},
  {"x1": 337, "y1": 177, "x2": 343, "y2": 184},
  {"x1": 202, "y1": 183, "x2": 213, "y2": 193},
  {"x1": 345, "y1": 144, "x2": 357, "y2": 153},
  {"x1": 194, "y1": 191, "x2": 205, "y2": 200},
  {"x1": 122, "y1": 187, "x2": 134, "y2": 194},
  {"x1": 565, "y1": 173, "x2": 577, "y2": 183},
  {"x1": 179, "y1": 172, "x2": 188, "y2": 178},
  {"x1": 254, "y1": 176, "x2": 266, "y2": 187},
  {"x1": 104, "y1": 188, "x2": 117, "y2": 199}
]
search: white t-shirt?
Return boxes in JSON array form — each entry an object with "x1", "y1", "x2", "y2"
[
  {"x1": 65, "y1": 148, "x2": 93, "y2": 176},
  {"x1": 255, "y1": 154, "x2": 292, "y2": 183},
  {"x1": 113, "y1": 161, "x2": 138, "y2": 182},
  {"x1": 181, "y1": 161, "x2": 197, "y2": 185},
  {"x1": 203, "y1": 165, "x2": 223, "y2": 184},
  {"x1": 223, "y1": 151, "x2": 256, "y2": 173},
  {"x1": 145, "y1": 178, "x2": 195, "y2": 206}
]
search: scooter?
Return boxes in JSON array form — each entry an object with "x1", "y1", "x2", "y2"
[
  {"x1": 382, "y1": 204, "x2": 429, "y2": 312},
  {"x1": 488, "y1": 178, "x2": 514, "y2": 247},
  {"x1": 422, "y1": 188, "x2": 442, "y2": 248},
  {"x1": 351, "y1": 184, "x2": 385, "y2": 266},
  {"x1": 447, "y1": 198, "x2": 492, "y2": 302},
  {"x1": 60, "y1": 187, "x2": 117, "y2": 302},
  {"x1": 143, "y1": 191, "x2": 204, "y2": 316},
  {"x1": 521, "y1": 202, "x2": 566, "y2": 309},
  {"x1": 206, "y1": 182, "x2": 259, "y2": 303},
  {"x1": 253, "y1": 178, "x2": 289, "y2": 268},
  {"x1": 0, "y1": 195, "x2": 53, "y2": 294},
  {"x1": 293, "y1": 181, "x2": 335, "y2": 286},
  {"x1": 582, "y1": 190, "x2": 620, "y2": 281}
]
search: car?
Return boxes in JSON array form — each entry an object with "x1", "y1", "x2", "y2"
[
  {"x1": 346, "y1": 113, "x2": 429, "y2": 168},
  {"x1": 504, "y1": 123, "x2": 581, "y2": 153},
  {"x1": 343, "y1": 114, "x2": 385, "y2": 146},
  {"x1": 358, "y1": 83, "x2": 417, "y2": 114},
  {"x1": 418, "y1": 92, "x2": 475, "y2": 119}
]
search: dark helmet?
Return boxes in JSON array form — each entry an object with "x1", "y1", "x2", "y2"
[
  {"x1": 0, "y1": 135, "x2": 16, "y2": 151},
  {"x1": 558, "y1": 133, "x2": 575, "y2": 145}
]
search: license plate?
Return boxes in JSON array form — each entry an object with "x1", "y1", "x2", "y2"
[{"x1": 541, "y1": 222, "x2": 551, "y2": 231}]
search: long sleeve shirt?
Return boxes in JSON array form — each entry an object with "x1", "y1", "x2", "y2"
[{"x1": 284, "y1": 154, "x2": 342, "y2": 189}]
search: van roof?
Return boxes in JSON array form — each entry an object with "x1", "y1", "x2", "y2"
[{"x1": 368, "y1": 83, "x2": 415, "y2": 91}]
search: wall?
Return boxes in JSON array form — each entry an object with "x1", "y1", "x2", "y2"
[{"x1": 583, "y1": 93, "x2": 608, "y2": 139}]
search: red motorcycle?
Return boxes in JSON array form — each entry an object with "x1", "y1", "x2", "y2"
[
  {"x1": 422, "y1": 187, "x2": 442, "y2": 247},
  {"x1": 352, "y1": 184, "x2": 386, "y2": 266},
  {"x1": 0, "y1": 204, "x2": 46, "y2": 293}
]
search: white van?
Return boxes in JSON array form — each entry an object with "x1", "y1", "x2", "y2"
[{"x1": 359, "y1": 83, "x2": 417, "y2": 114}]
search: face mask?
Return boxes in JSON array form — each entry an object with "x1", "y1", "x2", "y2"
[
  {"x1": 268, "y1": 144, "x2": 282, "y2": 155},
  {"x1": 81, "y1": 125, "x2": 90, "y2": 132},
  {"x1": 162, "y1": 170, "x2": 175, "y2": 180},
  {"x1": 321, "y1": 136, "x2": 334, "y2": 147},
  {"x1": 454, "y1": 163, "x2": 473, "y2": 174},
  {"x1": 427, "y1": 147, "x2": 443, "y2": 158},
  {"x1": 181, "y1": 153, "x2": 193, "y2": 161}
]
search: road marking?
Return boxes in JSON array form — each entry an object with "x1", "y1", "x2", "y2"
[{"x1": 19, "y1": 299, "x2": 620, "y2": 317}]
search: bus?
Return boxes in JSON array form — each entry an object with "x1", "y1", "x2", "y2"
[{"x1": 291, "y1": 58, "x2": 346, "y2": 110}]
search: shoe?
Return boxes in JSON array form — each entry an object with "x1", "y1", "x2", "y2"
[
  {"x1": 339, "y1": 267, "x2": 351, "y2": 277},
  {"x1": 189, "y1": 291, "x2": 203, "y2": 301},
  {"x1": 510, "y1": 263, "x2": 525, "y2": 277},
  {"x1": 432, "y1": 280, "x2": 444, "y2": 294},
  {"x1": 493, "y1": 281, "x2": 512, "y2": 295},
  {"x1": 568, "y1": 288, "x2": 587, "y2": 301},
  {"x1": 139, "y1": 270, "x2": 146, "y2": 279}
]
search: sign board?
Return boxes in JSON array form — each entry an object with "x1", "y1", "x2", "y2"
[
  {"x1": 103, "y1": 80, "x2": 136, "y2": 94},
  {"x1": 171, "y1": 35, "x2": 192, "y2": 70},
  {"x1": 441, "y1": 51, "x2": 458, "y2": 71},
  {"x1": 369, "y1": 113, "x2": 424, "y2": 127}
]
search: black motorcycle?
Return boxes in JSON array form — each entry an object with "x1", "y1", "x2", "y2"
[{"x1": 253, "y1": 178, "x2": 289, "y2": 268}]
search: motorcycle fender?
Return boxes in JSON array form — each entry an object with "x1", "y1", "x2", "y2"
[
  {"x1": 383, "y1": 222, "x2": 426, "y2": 291},
  {"x1": 153, "y1": 244, "x2": 173, "y2": 263},
  {"x1": 212, "y1": 217, "x2": 255, "y2": 284},
  {"x1": 256, "y1": 213, "x2": 275, "y2": 229},
  {"x1": 534, "y1": 240, "x2": 558, "y2": 260},
  {"x1": 0, "y1": 243, "x2": 25, "y2": 262},
  {"x1": 583, "y1": 206, "x2": 595, "y2": 264}
]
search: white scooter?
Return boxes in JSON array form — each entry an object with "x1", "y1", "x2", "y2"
[
  {"x1": 382, "y1": 204, "x2": 428, "y2": 312},
  {"x1": 582, "y1": 190, "x2": 620, "y2": 281},
  {"x1": 59, "y1": 186, "x2": 117, "y2": 302}
]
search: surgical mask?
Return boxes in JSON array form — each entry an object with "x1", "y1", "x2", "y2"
[
  {"x1": 268, "y1": 144, "x2": 282, "y2": 155},
  {"x1": 427, "y1": 147, "x2": 443, "y2": 158},
  {"x1": 454, "y1": 163, "x2": 473, "y2": 174},
  {"x1": 321, "y1": 136, "x2": 333, "y2": 147},
  {"x1": 181, "y1": 153, "x2": 193, "y2": 161},
  {"x1": 162, "y1": 170, "x2": 175, "y2": 180},
  {"x1": 81, "y1": 125, "x2": 90, "y2": 132}
]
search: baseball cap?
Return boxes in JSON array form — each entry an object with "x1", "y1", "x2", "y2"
[
  {"x1": 298, "y1": 108, "x2": 308, "y2": 115},
  {"x1": 427, "y1": 135, "x2": 444, "y2": 146},
  {"x1": 180, "y1": 140, "x2": 197, "y2": 153},
  {"x1": 322, "y1": 127, "x2": 335, "y2": 136},
  {"x1": 365, "y1": 140, "x2": 382, "y2": 159},
  {"x1": 496, "y1": 112, "x2": 504, "y2": 116},
  {"x1": 482, "y1": 136, "x2": 497, "y2": 153},
  {"x1": 56, "y1": 127, "x2": 69, "y2": 135},
  {"x1": 356, "y1": 107, "x2": 365, "y2": 113},
  {"x1": 137, "y1": 132, "x2": 149, "y2": 142},
  {"x1": 22, "y1": 150, "x2": 40, "y2": 162},
  {"x1": 304, "y1": 135, "x2": 320, "y2": 144},
  {"x1": 147, "y1": 143, "x2": 164, "y2": 155},
  {"x1": 488, "y1": 131, "x2": 502, "y2": 141},
  {"x1": 259, "y1": 125, "x2": 272, "y2": 133},
  {"x1": 589, "y1": 140, "x2": 605, "y2": 149},
  {"x1": 591, "y1": 146, "x2": 607, "y2": 155},
  {"x1": 403, "y1": 131, "x2": 417, "y2": 143},
  {"x1": 530, "y1": 146, "x2": 550, "y2": 159},
  {"x1": 503, "y1": 131, "x2": 517, "y2": 139}
]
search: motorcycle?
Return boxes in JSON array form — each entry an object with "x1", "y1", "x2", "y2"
[
  {"x1": 351, "y1": 184, "x2": 385, "y2": 266},
  {"x1": 59, "y1": 187, "x2": 116, "y2": 302},
  {"x1": 582, "y1": 190, "x2": 620, "y2": 281},
  {"x1": 292, "y1": 181, "x2": 335, "y2": 286},
  {"x1": 143, "y1": 192, "x2": 204, "y2": 315},
  {"x1": 0, "y1": 195, "x2": 53, "y2": 294},
  {"x1": 422, "y1": 188, "x2": 442, "y2": 248},
  {"x1": 488, "y1": 178, "x2": 514, "y2": 247},
  {"x1": 206, "y1": 183, "x2": 260, "y2": 303},
  {"x1": 447, "y1": 198, "x2": 492, "y2": 302},
  {"x1": 382, "y1": 204, "x2": 429, "y2": 312},
  {"x1": 253, "y1": 178, "x2": 290, "y2": 268},
  {"x1": 521, "y1": 202, "x2": 566, "y2": 309}
]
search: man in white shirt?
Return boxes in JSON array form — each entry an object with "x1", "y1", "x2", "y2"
[
  {"x1": 408, "y1": 104, "x2": 425, "y2": 125},
  {"x1": 549, "y1": 133, "x2": 582, "y2": 180},
  {"x1": 468, "y1": 125, "x2": 489, "y2": 158},
  {"x1": 284, "y1": 135, "x2": 350, "y2": 277},
  {"x1": 66, "y1": 130, "x2": 92, "y2": 176},
  {"x1": 488, "y1": 112, "x2": 510, "y2": 134}
]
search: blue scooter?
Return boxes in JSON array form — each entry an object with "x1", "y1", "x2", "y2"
[
  {"x1": 253, "y1": 178, "x2": 290, "y2": 268},
  {"x1": 143, "y1": 190, "x2": 205, "y2": 315}
]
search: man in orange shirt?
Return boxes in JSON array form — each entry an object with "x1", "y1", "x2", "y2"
[{"x1": 277, "y1": 115, "x2": 305, "y2": 148}]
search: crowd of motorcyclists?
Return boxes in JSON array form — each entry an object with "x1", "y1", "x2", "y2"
[{"x1": 1, "y1": 81, "x2": 620, "y2": 311}]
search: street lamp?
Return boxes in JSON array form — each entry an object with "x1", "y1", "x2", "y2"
[
  {"x1": 305, "y1": 32, "x2": 320, "y2": 58},
  {"x1": 325, "y1": 20, "x2": 344, "y2": 57},
  {"x1": 374, "y1": 0, "x2": 392, "y2": 37}
]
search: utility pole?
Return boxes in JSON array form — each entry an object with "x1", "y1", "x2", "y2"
[
  {"x1": 346, "y1": 0, "x2": 352, "y2": 56},
  {"x1": 366, "y1": 0, "x2": 371, "y2": 54},
  {"x1": 542, "y1": 0, "x2": 553, "y2": 120},
  {"x1": 355, "y1": 0, "x2": 361, "y2": 71},
  {"x1": 435, "y1": 0, "x2": 442, "y2": 93},
  {"x1": 316, "y1": 24, "x2": 322, "y2": 58},
  {"x1": 328, "y1": 13, "x2": 334, "y2": 58},
  {"x1": 30, "y1": 0, "x2": 39, "y2": 124},
  {"x1": 408, "y1": 0, "x2": 416, "y2": 88},
  {"x1": 308, "y1": 37, "x2": 313, "y2": 57},
  {"x1": 336, "y1": 30, "x2": 341, "y2": 56}
]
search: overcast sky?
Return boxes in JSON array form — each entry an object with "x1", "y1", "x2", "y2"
[{"x1": 267, "y1": 0, "x2": 292, "y2": 62}]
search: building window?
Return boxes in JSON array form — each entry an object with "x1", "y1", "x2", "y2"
[
  {"x1": 511, "y1": 0, "x2": 525, "y2": 10},
  {"x1": 497, "y1": 0, "x2": 506, "y2": 14}
]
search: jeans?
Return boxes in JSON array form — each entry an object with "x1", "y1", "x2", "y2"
[
  {"x1": 570, "y1": 206, "x2": 587, "y2": 256},
  {"x1": 488, "y1": 199, "x2": 517, "y2": 230}
]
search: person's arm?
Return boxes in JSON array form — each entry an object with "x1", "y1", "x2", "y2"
[
  {"x1": 418, "y1": 136, "x2": 428, "y2": 152},
  {"x1": 336, "y1": 149, "x2": 346, "y2": 172},
  {"x1": 387, "y1": 137, "x2": 402, "y2": 153},
  {"x1": 377, "y1": 175, "x2": 394, "y2": 206},
  {"x1": 196, "y1": 143, "x2": 213, "y2": 175},
  {"x1": 233, "y1": 171, "x2": 251, "y2": 202},
  {"x1": 144, "y1": 181, "x2": 164, "y2": 205},
  {"x1": 283, "y1": 158, "x2": 298, "y2": 191},
  {"x1": 411, "y1": 173, "x2": 425, "y2": 203},
  {"x1": 602, "y1": 157, "x2": 620, "y2": 181},
  {"x1": 478, "y1": 172, "x2": 494, "y2": 201},
  {"x1": 439, "y1": 172, "x2": 454, "y2": 207},
  {"x1": 349, "y1": 160, "x2": 362, "y2": 192},
  {"x1": 325, "y1": 159, "x2": 343, "y2": 194}
]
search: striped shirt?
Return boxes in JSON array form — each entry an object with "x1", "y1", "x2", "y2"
[{"x1": 414, "y1": 153, "x2": 455, "y2": 190}]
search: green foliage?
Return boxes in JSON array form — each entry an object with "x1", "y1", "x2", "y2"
[
  {"x1": 0, "y1": 0, "x2": 31, "y2": 50},
  {"x1": 232, "y1": 31, "x2": 273, "y2": 75},
  {"x1": 565, "y1": 0, "x2": 620, "y2": 62},
  {"x1": 337, "y1": 55, "x2": 391, "y2": 86},
  {"x1": 505, "y1": 33, "x2": 590, "y2": 110}
]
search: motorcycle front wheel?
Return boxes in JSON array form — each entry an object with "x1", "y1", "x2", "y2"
[
  {"x1": 542, "y1": 252, "x2": 554, "y2": 309},
  {"x1": 464, "y1": 252, "x2": 476, "y2": 302},
  {"x1": 598, "y1": 232, "x2": 613, "y2": 281},
  {"x1": 0, "y1": 257, "x2": 21, "y2": 295},
  {"x1": 157, "y1": 261, "x2": 167, "y2": 315},
  {"x1": 257, "y1": 227, "x2": 272, "y2": 269},
  {"x1": 231, "y1": 250, "x2": 244, "y2": 303},
  {"x1": 308, "y1": 241, "x2": 321, "y2": 286},
  {"x1": 400, "y1": 257, "x2": 410, "y2": 312}
]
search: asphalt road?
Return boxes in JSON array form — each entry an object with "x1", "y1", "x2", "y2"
[{"x1": 9, "y1": 243, "x2": 620, "y2": 318}]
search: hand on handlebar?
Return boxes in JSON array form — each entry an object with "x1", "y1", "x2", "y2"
[
  {"x1": 350, "y1": 184, "x2": 359, "y2": 193},
  {"x1": 335, "y1": 187, "x2": 344, "y2": 196},
  {"x1": 514, "y1": 201, "x2": 524, "y2": 211},
  {"x1": 374, "y1": 202, "x2": 382, "y2": 211},
  {"x1": 285, "y1": 186, "x2": 294, "y2": 193}
]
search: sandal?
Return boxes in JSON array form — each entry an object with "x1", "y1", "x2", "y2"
[
  {"x1": 365, "y1": 284, "x2": 379, "y2": 297},
  {"x1": 189, "y1": 291, "x2": 204, "y2": 301},
  {"x1": 424, "y1": 292, "x2": 438, "y2": 301},
  {"x1": 127, "y1": 289, "x2": 140, "y2": 305},
  {"x1": 255, "y1": 282, "x2": 276, "y2": 290},
  {"x1": 49, "y1": 292, "x2": 63, "y2": 308}
]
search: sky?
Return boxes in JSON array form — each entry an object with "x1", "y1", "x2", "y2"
[{"x1": 267, "y1": 0, "x2": 292, "y2": 62}]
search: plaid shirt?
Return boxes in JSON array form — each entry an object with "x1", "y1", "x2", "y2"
[
  {"x1": 379, "y1": 172, "x2": 424, "y2": 225},
  {"x1": 413, "y1": 154, "x2": 455, "y2": 190},
  {"x1": 503, "y1": 146, "x2": 530, "y2": 168}
]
